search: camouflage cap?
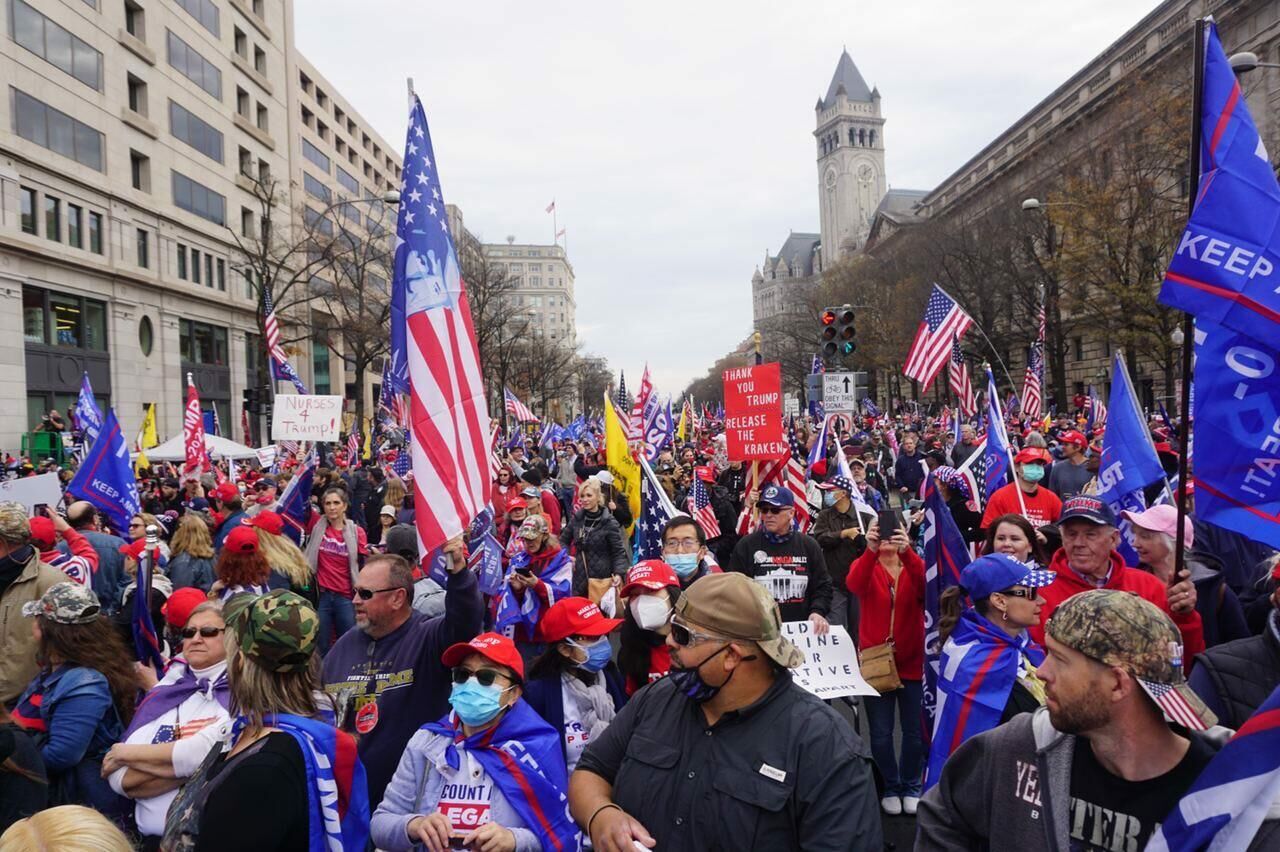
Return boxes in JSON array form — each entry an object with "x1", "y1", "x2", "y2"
[
  {"x1": 1046, "y1": 589, "x2": 1216, "y2": 730},
  {"x1": 674, "y1": 572, "x2": 804, "y2": 668},
  {"x1": 22, "y1": 581, "x2": 101, "y2": 624},
  {"x1": 0, "y1": 501, "x2": 31, "y2": 547},
  {"x1": 226, "y1": 589, "x2": 318, "y2": 673}
]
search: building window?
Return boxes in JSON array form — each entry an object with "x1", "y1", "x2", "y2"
[
  {"x1": 23, "y1": 286, "x2": 108, "y2": 351},
  {"x1": 179, "y1": 319, "x2": 228, "y2": 365},
  {"x1": 304, "y1": 208, "x2": 333, "y2": 236},
  {"x1": 177, "y1": 243, "x2": 188, "y2": 279},
  {"x1": 43, "y1": 195, "x2": 59, "y2": 242},
  {"x1": 302, "y1": 137, "x2": 329, "y2": 172},
  {"x1": 1074, "y1": 336, "x2": 1084, "y2": 361},
  {"x1": 130, "y1": 150, "x2": 150, "y2": 191},
  {"x1": 233, "y1": 27, "x2": 246, "y2": 58},
  {"x1": 303, "y1": 172, "x2": 330, "y2": 203},
  {"x1": 236, "y1": 87, "x2": 250, "y2": 119},
  {"x1": 166, "y1": 30, "x2": 221, "y2": 100},
  {"x1": 191, "y1": 249, "x2": 201, "y2": 283},
  {"x1": 255, "y1": 103, "x2": 267, "y2": 131},
  {"x1": 335, "y1": 166, "x2": 358, "y2": 194},
  {"x1": 124, "y1": 0, "x2": 144, "y2": 38},
  {"x1": 205, "y1": 254, "x2": 213, "y2": 288},
  {"x1": 136, "y1": 228, "x2": 148, "y2": 267},
  {"x1": 174, "y1": 0, "x2": 219, "y2": 36},
  {"x1": 253, "y1": 45, "x2": 265, "y2": 75},
  {"x1": 171, "y1": 171, "x2": 226, "y2": 225},
  {"x1": 20, "y1": 187, "x2": 36, "y2": 234},
  {"x1": 169, "y1": 100, "x2": 224, "y2": 163},
  {"x1": 11, "y1": 88, "x2": 104, "y2": 171},
  {"x1": 257, "y1": 158, "x2": 270, "y2": 182},
  {"x1": 88, "y1": 211, "x2": 102, "y2": 253},
  {"x1": 67, "y1": 204, "x2": 82, "y2": 248},
  {"x1": 251, "y1": 0, "x2": 262, "y2": 17},
  {"x1": 126, "y1": 73, "x2": 147, "y2": 115},
  {"x1": 139, "y1": 315, "x2": 154, "y2": 356},
  {"x1": 241, "y1": 207, "x2": 254, "y2": 237},
  {"x1": 238, "y1": 146, "x2": 252, "y2": 176},
  {"x1": 216, "y1": 258, "x2": 225, "y2": 291},
  {"x1": 313, "y1": 340, "x2": 331, "y2": 394},
  {"x1": 11, "y1": 0, "x2": 103, "y2": 91}
]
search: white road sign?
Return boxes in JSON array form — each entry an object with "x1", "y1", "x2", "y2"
[{"x1": 822, "y1": 372, "x2": 858, "y2": 412}]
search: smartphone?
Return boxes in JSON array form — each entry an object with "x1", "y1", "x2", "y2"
[
  {"x1": 907, "y1": 499, "x2": 924, "y2": 511},
  {"x1": 33, "y1": 503, "x2": 48, "y2": 517},
  {"x1": 515, "y1": 566, "x2": 534, "y2": 577},
  {"x1": 878, "y1": 509, "x2": 901, "y2": 537}
]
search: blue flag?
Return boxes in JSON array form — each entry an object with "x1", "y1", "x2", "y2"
[
  {"x1": 277, "y1": 452, "x2": 316, "y2": 545},
  {"x1": 1160, "y1": 22, "x2": 1280, "y2": 342},
  {"x1": 75, "y1": 373, "x2": 103, "y2": 448},
  {"x1": 643, "y1": 397, "x2": 673, "y2": 463},
  {"x1": 921, "y1": 472, "x2": 973, "y2": 735},
  {"x1": 202, "y1": 410, "x2": 217, "y2": 437},
  {"x1": 983, "y1": 369, "x2": 1010, "y2": 498},
  {"x1": 66, "y1": 408, "x2": 140, "y2": 536},
  {"x1": 133, "y1": 541, "x2": 165, "y2": 673},
  {"x1": 1096, "y1": 354, "x2": 1168, "y2": 564},
  {"x1": 1188, "y1": 322, "x2": 1280, "y2": 549}
]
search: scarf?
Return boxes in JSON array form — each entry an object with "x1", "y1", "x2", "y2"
[
  {"x1": 494, "y1": 546, "x2": 573, "y2": 635},
  {"x1": 925, "y1": 609, "x2": 1044, "y2": 791},
  {"x1": 562, "y1": 672, "x2": 616, "y2": 742},
  {"x1": 762, "y1": 529, "x2": 794, "y2": 545},
  {"x1": 0, "y1": 545, "x2": 32, "y2": 596},
  {"x1": 422, "y1": 700, "x2": 577, "y2": 852},
  {"x1": 232, "y1": 713, "x2": 369, "y2": 852},
  {"x1": 124, "y1": 660, "x2": 230, "y2": 739}
]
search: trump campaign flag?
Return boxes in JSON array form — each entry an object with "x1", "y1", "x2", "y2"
[
  {"x1": 182, "y1": 376, "x2": 209, "y2": 480},
  {"x1": 388, "y1": 93, "x2": 493, "y2": 557},
  {"x1": 921, "y1": 471, "x2": 972, "y2": 733},
  {"x1": 67, "y1": 408, "x2": 141, "y2": 535},
  {"x1": 1160, "y1": 22, "x2": 1280, "y2": 342},
  {"x1": 982, "y1": 368, "x2": 1011, "y2": 498},
  {"x1": 75, "y1": 372, "x2": 104, "y2": 448}
]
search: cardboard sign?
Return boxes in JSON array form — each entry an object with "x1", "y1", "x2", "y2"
[
  {"x1": 271, "y1": 395, "x2": 343, "y2": 442},
  {"x1": 782, "y1": 621, "x2": 879, "y2": 698},
  {"x1": 0, "y1": 473, "x2": 64, "y2": 514},
  {"x1": 722, "y1": 363, "x2": 786, "y2": 461}
]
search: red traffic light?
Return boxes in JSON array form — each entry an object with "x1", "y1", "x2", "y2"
[{"x1": 821, "y1": 310, "x2": 837, "y2": 325}]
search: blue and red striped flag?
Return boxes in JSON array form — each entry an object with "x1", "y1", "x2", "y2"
[
  {"x1": 260, "y1": 713, "x2": 369, "y2": 851},
  {"x1": 921, "y1": 471, "x2": 972, "y2": 738}
]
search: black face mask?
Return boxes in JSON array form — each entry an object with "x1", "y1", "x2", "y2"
[{"x1": 669, "y1": 644, "x2": 731, "y2": 702}]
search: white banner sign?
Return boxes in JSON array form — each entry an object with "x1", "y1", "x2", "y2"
[
  {"x1": 783, "y1": 395, "x2": 800, "y2": 418},
  {"x1": 271, "y1": 395, "x2": 343, "y2": 442},
  {"x1": 0, "y1": 473, "x2": 65, "y2": 514},
  {"x1": 255, "y1": 446, "x2": 278, "y2": 467},
  {"x1": 782, "y1": 621, "x2": 878, "y2": 698}
]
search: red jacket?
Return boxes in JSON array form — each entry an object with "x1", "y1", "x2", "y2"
[
  {"x1": 1032, "y1": 549, "x2": 1205, "y2": 666},
  {"x1": 846, "y1": 547, "x2": 926, "y2": 680},
  {"x1": 979, "y1": 482, "x2": 1062, "y2": 530}
]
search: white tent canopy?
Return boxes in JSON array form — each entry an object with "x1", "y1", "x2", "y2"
[{"x1": 138, "y1": 434, "x2": 261, "y2": 461}]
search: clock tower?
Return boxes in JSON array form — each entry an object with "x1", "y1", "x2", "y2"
[{"x1": 815, "y1": 49, "x2": 887, "y2": 266}]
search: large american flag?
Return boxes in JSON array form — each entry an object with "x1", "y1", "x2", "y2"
[
  {"x1": 628, "y1": 365, "x2": 652, "y2": 442},
  {"x1": 948, "y1": 335, "x2": 976, "y2": 417},
  {"x1": 503, "y1": 387, "x2": 539, "y2": 423},
  {"x1": 386, "y1": 94, "x2": 493, "y2": 556},
  {"x1": 687, "y1": 472, "x2": 722, "y2": 540},
  {"x1": 638, "y1": 456, "x2": 680, "y2": 560},
  {"x1": 615, "y1": 371, "x2": 630, "y2": 414},
  {"x1": 262, "y1": 284, "x2": 308, "y2": 394},
  {"x1": 345, "y1": 430, "x2": 360, "y2": 465},
  {"x1": 182, "y1": 376, "x2": 208, "y2": 480},
  {"x1": 905, "y1": 285, "x2": 973, "y2": 390},
  {"x1": 1022, "y1": 306, "x2": 1046, "y2": 420},
  {"x1": 761, "y1": 418, "x2": 810, "y2": 532},
  {"x1": 1086, "y1": 385, "x2": 1108, "y2": 432}
]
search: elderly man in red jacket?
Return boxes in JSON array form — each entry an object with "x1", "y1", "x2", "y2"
[{"x1": 1031, "y1": 496, "x2": 1204, "y2": 665}]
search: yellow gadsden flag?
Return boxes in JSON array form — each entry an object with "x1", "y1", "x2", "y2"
[
  {"x1": 135, "y1": 403, "x2": 159, "y2": 469},
  {"x1": 604, "y1": 393, "x2": 640, "y2": 535}
]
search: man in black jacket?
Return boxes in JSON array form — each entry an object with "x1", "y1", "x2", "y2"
[
  {"x1": 1189, "y1": 607, "x2": 1280, "y2": 730},
  {"x1": 726, "y1": 485, "x2": 832, "y2": 632},
  {"x1": 811, "y1": 475, "x2": 871, "y2": 631}
]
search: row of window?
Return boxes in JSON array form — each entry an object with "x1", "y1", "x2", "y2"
[
  {"x1": 11, "y1": 0, "x2": 103, "y2": 91},
  {"x1": 20, "y1": 187, "x2": 103, "y2": 254},
  {"x1": 172, "y1": 171, "x2": 226, "y2": 225},
  {"x1": 300, "y1": 108, "x2": 399, "y2": 191},
  {"x1": 170, "y1": 100, "x2": 224, "y2": 163},
  {"x1": 176, "y1": 243, "x2": 227, "y2": 291},
  {"x1": 174, "y1": 0, "x2": 219, "y2": 37},
  {"x1": 22, "y1": 287, "x2": 107, "y2": 351},
  {"x1": 166, "y1": 29, "x2": 221, "y2": 100},
  {"x1": 11, "y1": 88, "x2": 104, "y2": 172}
]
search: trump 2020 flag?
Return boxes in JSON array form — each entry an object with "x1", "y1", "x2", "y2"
[
  {"x1": 67, "y1": 408, "x2": 141, "y2": 535},
  {"x1": 389, "y1": 94, "x2": 493, "y2": 557},
  {"x1": 921, "y1": 472, "x2": 972, "y2": 734},
  {"x1": 983, "y1": 368, "x2": 1010, "y2": 498},
  {"x1": 1160, "y1": 22, "x2": 1280, "y2": 340},
  {"x1": 75, "y1": 372, "x2": 103, "y2": 448}
]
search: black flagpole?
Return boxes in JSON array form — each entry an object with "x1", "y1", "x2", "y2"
[{"x1": 1173, "y1": 18, "x2": 1205, "y2": 587}]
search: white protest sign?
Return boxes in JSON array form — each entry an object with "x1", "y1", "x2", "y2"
[
  {"x1": 271, "y1": 395, "x2": 343, "y2": 442},
  {"x1": 783, "y1": 395, "x2": 800, "y2": 418},
  {"x1": 0, "y1": 473, "x2": 65, "y2": 513},
  {"x1": 783, "y1": 620, "x2": 879, "y2": 698},
  {"x1": 255, "y1": 446, "x2": 278, "y2": 467}
]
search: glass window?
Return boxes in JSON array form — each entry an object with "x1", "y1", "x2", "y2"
[
  {"x1": 169, "y1": 101, "x2": 224, "y2": 163},
  {"x1": 301, "y1": 138, "x2": 329, "y2": 173},
  {"x1": 20, "y1": 187, "x2": 36, "y2": 234},
  {"x1": 139, "y1": 315, "x2": 154, "y2": 356},
  {"x1": 216, "y1": 258, "x2": 226, "y2": 291},
  {"x1": 172, "y1": 172, "x2": 226, "y2": 225},
  {"x1": 205, "y1": 255, "x2": 213, "y2": 288},
  {"x1": 11, "y1": 88, "x2": 104, "y2": 171},
  {"x1": 313, "y1": 342, "x2": 331, "y2": 394},
  {"x1": 181, "y1": 321, "x2": 227, "y2": 366},
  {"x1": 177, "y1": 243, "x2": 187, "y2": 279},
  {"x1": 335, "y1": 166, "x2": 358, "y2": 194},
  {"x1": 303, "y1": 172, "x2": 330, "y2": 202},
  {"x1": 11, "y1": 1, "x2": 102, "y2": 90},
  {"x1": 22, "y1": 288, "x2": 45, "y2": 344},
  {"x1": 304, "y1": 207, "x2": 333, "y2": 236},
  {"x1": 179, "y1": 320, "x2": 192, "y2": 361},
  {"x1": 51, "y1": 294, "x2": 82, "y2": 347},
  {"x1": 166, "y1": 30, "x2": 221, "y2": 100},
  {"x1": 136, "y1": 228, "x2": 149, "y2": 268},
  {"x1": 43, "y1": 195, "x2": 59, "y2": 242},
  {"x1": 83, "y1": 300, "x2": 106, "y2": 351},
  {"x1": 192, "y1": 249, "x2": 201, "y2": 283},
  {"x1": 88, "y1": 212, "x2": 102, "y2": 253},
  {"x1": 67, "y1": 204, "x2": 82, "y2": 248},
  {"x1": 174, "y1": 0, "x2": 219, "y2": 37}
]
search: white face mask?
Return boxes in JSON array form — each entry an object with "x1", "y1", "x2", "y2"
[{"x1": 629, "y1": 594, "x2": 672, "y2": 632}]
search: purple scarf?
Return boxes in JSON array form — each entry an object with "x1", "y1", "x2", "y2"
[{"x1": 124, "y1": 662, "x2": 230, "y2": 739}]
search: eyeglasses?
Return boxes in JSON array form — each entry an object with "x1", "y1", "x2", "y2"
[
  {"x1": 662, "y1": 538, "x2": 701, "y2": 554},
  {"x1": 759, "y1": 506, "x2": 790, "y2": 515},
  {"x1": 253, "y1": 484, "x2": 273, "y2": 492},
  {"x1": 181, "y1": 626, "x2": 225, "y2": 639},
  {"x1": 669, "y1": 616, "x2": 727, "y2": 647},
  {"x1": 354, "y1": 586, "x2": 399, "y2": 600},
  {"x1": 998, "y1": 588, "x2": 1036, "y2": 599},
  {"x1": 451, "y1": 667, "x2": 510, "y2": 687}
]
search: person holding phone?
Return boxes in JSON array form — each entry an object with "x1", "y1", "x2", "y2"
[
  {"x1": 28, "y1": 505, "x2": 97, "y2": 587},
  {"x1": 493, "y1": 516, "x2": 573, "y2": 654}
]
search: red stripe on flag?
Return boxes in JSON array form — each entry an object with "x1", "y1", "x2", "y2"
[
  {"x1": 949, "y1": 645, "x2": 1006, "y2": 755},
  {"x1": 1164, "y1": 270, "x2": 1280, "y2": 326},
  {"x1": 1208, "y1": 82, "x2": 1241, "y2": 158}
]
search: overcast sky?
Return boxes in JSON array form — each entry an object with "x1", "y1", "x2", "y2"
[{"x1": 296, "y1": 0, "x2": 1161, "y2": 395}]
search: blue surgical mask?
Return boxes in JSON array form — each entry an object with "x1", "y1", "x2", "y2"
[
  {"x1": 1021, "y1": 464, "x2": 1045, "y2": 484},
  {"x1": 449, "y1": 679, "x2": 509, "y2": 726},
  {"x1": 567, "y1": 638, "x2": 613, "y2": 673},
  {"x1": 822, "y1": 491, "x2": 837, "y2": 507},
  {"x1": 666, "y1": 553, "x2": 699, "y2": 578}
]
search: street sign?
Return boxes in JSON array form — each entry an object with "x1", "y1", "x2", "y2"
[{"x1": 823, "y1": 372, "x2": 858, "y2": 412}]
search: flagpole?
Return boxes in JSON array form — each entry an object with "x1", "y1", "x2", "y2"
[{"x1": 1173, "y1": 19, "x2": 1204, "y2": 587}]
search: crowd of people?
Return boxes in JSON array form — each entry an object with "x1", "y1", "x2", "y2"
[{"x1": 0, "y1": 404, "x2": 1277, "y2": 851}]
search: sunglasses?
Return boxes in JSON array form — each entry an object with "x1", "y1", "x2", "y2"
[
  {"x1": 354, "y1": 586, "x2": 398, "y2": 600},
  {"x1": 451, "y1": 667, "x2": 509, "y2": 687},
  {"x1": 181, "y1": 626, "x2": 225, "y2": 639},
  {"x1": 759, "y1": 506, "x2": 789, "y2": 515},
  {"x1": 254, "y1": 484, "x2": 273, "y2": 491},
  {"x1": 669, "y1": 616, "x2": 725, "y2": 647},
  {"x1": 998, "y1": 588, "x2": 1037, "y2": 599}
]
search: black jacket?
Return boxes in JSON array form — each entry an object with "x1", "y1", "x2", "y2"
[
  {"x1": 811, "y1": 503, "x2": 871, "y2": 589},
  {"x1": 1189, "y1": 609, "x2": 1280, "y2": 730},
  {"x1": 560, "y1": 509, "x2": 629, "y2": 593},
  {"x1": 727, "y1": 530, "x2": 833, "y2": 622}
]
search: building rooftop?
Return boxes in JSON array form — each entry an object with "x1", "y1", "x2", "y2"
[
  {"x1": 821, "y1": 49, "x2": 875, "y2": 109},
  {"x1": 767, "y1": 232, "x2": 822, "y2": 278},
  {"x1": 874, "y1": 189, "x2": 929, "y2": 224}
]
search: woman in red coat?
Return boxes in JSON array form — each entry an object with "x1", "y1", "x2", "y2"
[
  {"x1": 846, "y1": 519, "x2": 926, "y2": 817},
  {"x1": 491, "y1": 465, "x2": 522, "y2": 519}
]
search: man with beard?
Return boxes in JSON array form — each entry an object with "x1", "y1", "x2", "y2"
[{"x1": 916, "y1": 591, "x2": 1280, "y2": 851}]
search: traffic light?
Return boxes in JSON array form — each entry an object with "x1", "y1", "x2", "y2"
[
  {"x1": 243, "y1": 387, "x2": 260, "y2": 414},
  {"x1": 820, "y1": 305, "x2": 857, "y2": 361},
  {"x1": 820, "y1": 308, "x2": 839, "y2": 359}
]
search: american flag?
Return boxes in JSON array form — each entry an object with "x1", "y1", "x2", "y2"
[
  {"x1": 637, "y1": 456, "x2": 680, "y2": 560},
  {"x1": 182, "y1": 376, "x2": 209, "y2": 480},
  {"x1": 386, "y1": 94, "x2": 493, "y2": 556},
  {"x1": 615, "y1": 372, "x2": 630, "y2": 414},
  {"x1": 629, "y1": 365, "x2": 652, "y2": 442},
  {"x1": 503, "y1": 387, "x2": 539, "y2": 423},
  {"x1": 345, "y1": 430, "x2": 360, "y2": 465},
  {"x1": 379, "y1": 360, "x2": 408, "y2": 427},
  {"x1": 905, "y1": 285, "x2": 974, "y2": 390},
  {"x1": 949, "y1": 335, "x2": 976, "y2": 417},
  {"x1": 1086, "y1": 385, "x2": 1109, "y2": 432},
  {"x1": 1142, "y1": 681, "x2": 1211, "y2": 731},
  {"x1": 262, "y1": 284, "x2": 308, "y2": 394},
  {"x1": 956, "y1": 437, "x2": 990, "y2": 509},
  {"x1": 1022, "y1": 306, "x2": 1046, "y2": 420},
  {"x1": 687, "y1": 471, "x2": 722, "y2": 539},
  {"x1": 758, "y1": 418, "x2": 810, "y2": 532}
]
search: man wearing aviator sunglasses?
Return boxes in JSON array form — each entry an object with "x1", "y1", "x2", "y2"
[{"x1": 570, "y1": 572, "x2": 881, "y2": 851}]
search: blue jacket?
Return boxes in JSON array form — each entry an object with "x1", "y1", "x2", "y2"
[
  {"x1": 522, "y1": 665, "x2": 627, "y2": 763},
  {"x1": 61, "y1": 530, "x2": 125, "y2": 616},
  {"x1": 166, "y1": 552, "x2": 215, "y2": 592},
  {"x1": 17, "y1": 665, "x2": 122, "y2": 772}
]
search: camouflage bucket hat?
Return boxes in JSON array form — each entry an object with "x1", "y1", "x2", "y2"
[
  {"x1": 22, "y1": 581, "x2": 101, "y2": 624},
  {"x1": 226, "y1": 589, "x2": 318, "y2": 673},
  {"x1": 674, "y1": 572, "x2": 804, "y2": 668},
  {"x1": 1046, "y1": 589, "x2": 1216, "y2": 730}
]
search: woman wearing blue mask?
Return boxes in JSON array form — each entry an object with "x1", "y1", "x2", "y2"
[
  {"x1": 524, "y1": 598, "x2": 627, "y2": 773},
  {"x1": 659, "y1": 517, "x2": 721, "y2": 588},
  {"x1": 372, "y1": 633, "x2": 578, "y2": 852}
]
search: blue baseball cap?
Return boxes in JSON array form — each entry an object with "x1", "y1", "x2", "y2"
[
  {"x1": 1059, "y1": 495, "x2": 1116, "y2": 527},
  {"x1": 758, "y1": 484, "x2": 794, "y2": 508},
  {"x1": 960, "y1": 553, "x2": 1056, "y2": 601}
]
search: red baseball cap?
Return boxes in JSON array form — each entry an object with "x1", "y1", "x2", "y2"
[
  {"x1": 224, "y1": 524, "x2": 260, "y2": 554},
  {"x1": 162, "y1": 587, "x2": 210, "y2": 628},
  {"x1": 621, "y1": 559, "x2": 680, "y2": 598},
  {"x1": 536, "y1": 597, "x2": 622, "y2": 642},
  {"x1": 212, "y1": 483, "x2": 239, "y2": 503},
  {"x1": 441, "y1": 632, "x2": 525, "y2": 681},
  {"x1": 694, "y1": 465, "x2": 716, "y2": 484},
  {"x1": 1014, "y1": 447, "x2": 1051, "y2": 465},
  {"x1": 28, "y1": 517, "x2": 56, "y2": 549},
  {"x1": 243, "y1": 511, "x2": 284, "y2": 536},
  {"x1": 119, "y1": 538, "x2": 150, "y2": 560},
  {"x1": 1058, "y1": 430, "x2": 1088, "y2": 449}
]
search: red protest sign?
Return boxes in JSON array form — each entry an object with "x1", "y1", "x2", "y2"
[{"x1": 723, "y1": 363, "x2": 787, "y2": 461}]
